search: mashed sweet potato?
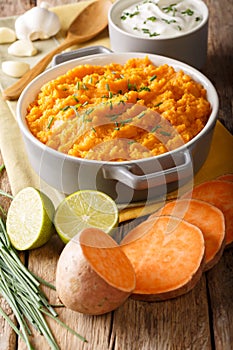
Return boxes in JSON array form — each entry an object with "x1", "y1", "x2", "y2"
[{"x1": 26, "y1": 56, "x2": 211, "y2": 161}]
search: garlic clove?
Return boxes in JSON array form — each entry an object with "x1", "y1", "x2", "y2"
[
  {"x1": 8, "y1": 39, "x2": 38, "y2": 57},
  {"x1": 15, "y1": 6, "x2": 61, "y2": 41},
  {"x1": 2, "y1": 61, "x2": 30, "y2": 78},
  {"x1": 0, "y1": 27, "x2": 16, "y2": 44},
  {"x1": 39, "y1": 1, "x2": 50, "y2": 9}
]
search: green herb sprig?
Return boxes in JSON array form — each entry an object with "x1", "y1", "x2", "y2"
[
  {"x1": 47, "y1": 116, "x2": 54, "y2": 129},
  {"x1": 162, "y1": 3, "x2": 177, "y2": 16},
  {"x1": 0, "y1": 191, "x2": 87, "y2": 348},
  {"x1": 181, "y1": 8, "x2": 194, "y2": 16}
]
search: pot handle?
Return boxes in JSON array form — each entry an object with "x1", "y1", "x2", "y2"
[
  {"x1": 52, "y1": 46, "x2": 112, "y2": 66},
  {"x1": 102, "y1": 150, "x2": 193, "y2": 190}
]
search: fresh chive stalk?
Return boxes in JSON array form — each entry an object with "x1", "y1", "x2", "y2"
[
  {"x1": 0, "y1": 215, "x2": 87, "y2": 348},
  {"x1": 0, "y1": 190, "x2": 13, "y2": 200},
  {"x1": 0, "y1": 205, "x2": 6, "y2": 217},
  {"x1": 0, "y1": 164, "x2": 5, "y2": 172}
]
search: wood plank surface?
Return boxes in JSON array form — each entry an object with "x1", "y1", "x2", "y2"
[
  {"x1": 0, "y1": 0, "x2": 233, "y2": 349},
  {"x1": 0, "y1": 0, "x2": 83, "y2": 17}
]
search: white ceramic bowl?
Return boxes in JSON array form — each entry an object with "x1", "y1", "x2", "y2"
[{"x1": 108, "y1": 0, "x2": 209, "y2": 69}]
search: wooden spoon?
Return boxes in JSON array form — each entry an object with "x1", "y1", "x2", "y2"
[{"x1": 3, "y1": 0, "x2": 112, "y2": 101}]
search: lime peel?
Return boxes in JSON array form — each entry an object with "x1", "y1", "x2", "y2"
[{"x1": 6, "y1": 187, "x2": 55, "y2": 250}]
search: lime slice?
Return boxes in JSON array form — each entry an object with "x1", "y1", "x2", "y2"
[
  {"x1": 6, "y1": 187, "x2": 55, "y2": 250},
  {"x1": 54, "y1": 190, "x2": 118, "y2": 243}
]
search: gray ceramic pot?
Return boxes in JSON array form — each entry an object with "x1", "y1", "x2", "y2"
[{"x1": 17, "y1": 52, "x2": 218, "y2": 204}]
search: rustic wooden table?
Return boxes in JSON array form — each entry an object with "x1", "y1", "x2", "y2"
[{"x1": 0, "y1": 1, "x2": 233, "y2": 350}]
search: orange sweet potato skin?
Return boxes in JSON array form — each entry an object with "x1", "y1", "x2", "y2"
[{"x1": 56, "y1": 237, "x2": 132, "y2": 315}]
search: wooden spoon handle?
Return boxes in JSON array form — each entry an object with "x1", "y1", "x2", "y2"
[{"x1": 2, "y1": 38, "x2": 79, "y2": 101}]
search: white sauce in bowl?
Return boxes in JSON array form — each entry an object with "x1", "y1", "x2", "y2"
[{"x1": 120, "y1": 0, "x2": 204, "y2": 39}]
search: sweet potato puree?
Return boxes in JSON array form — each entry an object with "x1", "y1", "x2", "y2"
[{"x1": 26, "y1": 56, "x2": 211, "y2": 161}]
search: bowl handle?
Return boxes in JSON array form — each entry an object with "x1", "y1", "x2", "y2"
[{"x1": 102, "y1": 150, "x2": 193, "y2": 190}]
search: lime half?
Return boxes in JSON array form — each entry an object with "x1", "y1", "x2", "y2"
[
  {"x1": 54, "y1": 190, "x2": 118, "y2": 244},
  {"x1": 6, "y1": 187, "x2": 55, "y2": 250}
]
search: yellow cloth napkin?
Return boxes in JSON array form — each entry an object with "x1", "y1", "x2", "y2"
[
  {"x1": 0, "y1": 3, "x2": 233, "y2": 223},
  {"x1": 119, "y1": 122, "x2": 233, "y2": 222},
  {"x1": 0, "y1": 1, "x2": 110, "y2": 208}
]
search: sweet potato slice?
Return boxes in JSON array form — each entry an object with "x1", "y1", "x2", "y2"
[
  {"x1": 182, "y1": 180, "x2": 233, "y2": 246},
  {"x1": 217, "y1": 174, "x2": 233, "y2": 182},
  {"x1": 56, "y1": 228, "x2": 136, "y2": 315},
  {"x1": 80, "y1": 228, "x2": 136, "y2": 293},
  {"x1": 121, "y1": 216, "x2": 205, "y2": 301},
  {"x1": 150, "y1": 199, "x2": 225, "y2": 271}
]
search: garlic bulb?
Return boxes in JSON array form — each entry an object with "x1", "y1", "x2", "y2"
[
  {"x1": 0, "y1": 27, "x2": 16, "y2": 44},
  {"x1": 15, "y1": 5, "x2": 61, "y2": 41},
  {"x1": 2, "y1": 61, "x2": 30, "y2": 78},
  {"x1": 8, "y1": 39, "x2": 37, "y2": 57}
]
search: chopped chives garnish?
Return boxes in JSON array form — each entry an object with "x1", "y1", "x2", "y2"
[
  {"x1": 162, "y1": 18, "x2": 176, "y2": 24},
  {"x1": 60, "y1": 105, "x2": 70, "y2": 111},
  {"x1": 85, "y1": 108, "x2": 94, "y2": 115},
  {"x1": 147, "y1": 16, "x2": 157, "y2": 22},
  {"x1": 76, "y1": 81, "x2": 88, "y2": 90},
  {"x1": 162, "y1": 4, "x2": 177, "y2": 16},
  {"x1": 139, "y1": 86, "x2": 151, "y2": 92},
  {"x1": 121, "y1": 118, "x2": 133, "y2": 124},
  {"x1": 150, "y1": 75, "x2": 157, "y2": 81},
  {"x1": 47, "y1": 117, "x2": 54, "y2": 129},
  {"x1": 160, "y1": 130, "x2": 171, "y2": 136},
  {"x1": 72, "y1": 95, "x2": 79, "y2": 102},
  {"x1": 129, "y1": 11, "x2": 140, "y2": 17},
  {"x1": 181, "y1": 8, "x2": 194, "y2": 16},
  {"x1": 151, "y1": 125, "x2": 162, "y2": 132},
  {"x1": 127, "y1": 81, "x2": 137, "y2": 90},
  {"x1": 137, "y1": 111, "x2": 146, "y2": 119},
  {"x1": 110, "y1": 115, "x2": 119, "y2": 121},
  {"x1": 114, "y1": 121, "x2": 120, "y2": 130}
]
